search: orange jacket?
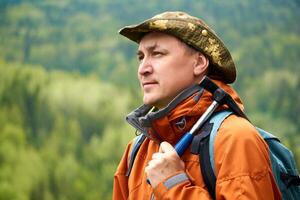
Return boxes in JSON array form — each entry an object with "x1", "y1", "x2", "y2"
[{"x1": 113, "y1": 80, "x2": 281, "y2": 200}]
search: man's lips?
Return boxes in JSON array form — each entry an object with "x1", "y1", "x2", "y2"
[
  {"x1": 142, "y1": 81, "x2": 158, "y2": 88},
  {"x1": 143, "y1": 81, "x2": 157, "y2": 85}
]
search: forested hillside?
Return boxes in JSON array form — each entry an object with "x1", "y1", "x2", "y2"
[{"x1": 0, "y1": 0, "x2": 299, "y2": 199}]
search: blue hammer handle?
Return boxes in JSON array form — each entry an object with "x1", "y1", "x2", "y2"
[{"x1": 174, "y1": 132, "x2": 194, "y2": 156}]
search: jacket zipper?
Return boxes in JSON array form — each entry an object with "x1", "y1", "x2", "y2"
[{"x1": 150, "y1": 192, "x2": 155, "y2": 200}]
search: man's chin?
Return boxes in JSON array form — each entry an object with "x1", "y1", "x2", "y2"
[
  {"x1": 143, "y1": 98, "x2": 155, "y2": 107},
  {"x1": 143, "y1": 99, "x2": 167, "y2": 109},
  {"x1": 143, "y1": 96, "x2": 159, "y2": 107}
]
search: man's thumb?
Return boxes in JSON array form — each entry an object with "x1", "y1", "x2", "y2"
[{"x1": 159, "y1": 142, "x2": 176, "y2": 153}]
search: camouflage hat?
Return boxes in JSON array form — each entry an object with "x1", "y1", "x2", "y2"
[{"x1": 119, "y1": 11, "x2": 236, "y2": 83}]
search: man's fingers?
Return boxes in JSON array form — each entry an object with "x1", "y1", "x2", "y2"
[
  {"x1": 159, "y1": 141, "x2": 177, "y2": 154},
  {"x1": 152, "y1": 152, "x2": 162, "y2": 159}
]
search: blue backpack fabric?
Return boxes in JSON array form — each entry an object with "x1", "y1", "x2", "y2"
[{"x1": 206, "y1": 110, "x2": 300, "y2": 200}]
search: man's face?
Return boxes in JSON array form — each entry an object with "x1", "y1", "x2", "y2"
[{"x1": 137, "y1": 32, "x2": 200, "y2": 108}]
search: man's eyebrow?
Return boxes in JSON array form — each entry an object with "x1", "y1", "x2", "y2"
[{"x1": 137, "y1": 43, "x2": 160, "y2": 55}]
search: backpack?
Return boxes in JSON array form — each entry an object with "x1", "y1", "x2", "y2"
[
  {"x1": 126, "y1": 110, "x2": 300, "y2": 199},
  {"x1": 192, "y1": 110, "x2": 300, "y2": 200}
]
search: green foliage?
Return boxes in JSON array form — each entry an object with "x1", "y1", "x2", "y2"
[
  {"x1": 0, "y1": 0, "x2": 299, "y2": 199},
  {"x1": 0, "y1": 61, "x2": 134, "y2": 199}
]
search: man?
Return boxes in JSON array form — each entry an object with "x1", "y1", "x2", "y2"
[{"x1": 113, "y1": 11, "x2": 281, "y2": 199}]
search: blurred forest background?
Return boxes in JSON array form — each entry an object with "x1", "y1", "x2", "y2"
[{"x1": 0, "y1": 0, "x2": 299, "y2": 199}]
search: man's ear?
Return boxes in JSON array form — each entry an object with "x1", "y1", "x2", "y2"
[{"x1": 193, "y1": 53, "x2": 209, "y2": 76}]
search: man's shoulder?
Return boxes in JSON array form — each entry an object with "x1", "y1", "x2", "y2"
[
  {"x1": 214, "y1": 113, "x2": 269, "y2": 156},
  {"x1": 217, "y1": 114, "x2": 261, "y2": 142}
]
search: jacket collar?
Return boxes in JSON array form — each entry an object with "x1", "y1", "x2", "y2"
[{"x1": 126, "y1": 79, "x2": 244, "y2": 145}]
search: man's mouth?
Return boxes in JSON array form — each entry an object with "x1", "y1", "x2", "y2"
[{"x1": 142, "y1": 81, "x2": 158, "y2": 89}]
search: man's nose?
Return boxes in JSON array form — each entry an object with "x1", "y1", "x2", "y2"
[{"x1": 138, "y1": 57, "x2": 153, "y2": 76}]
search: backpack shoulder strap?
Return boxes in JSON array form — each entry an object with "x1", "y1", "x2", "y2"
[
  {"x1": 208, "y1": 110, "x2": 233, "y2": 174},
  {"x1": 126, "y1": 134, "x2": 146, "y2": 176},
  {"x1": 195, "y1": 110, "x2": 233, "y2": 199}
]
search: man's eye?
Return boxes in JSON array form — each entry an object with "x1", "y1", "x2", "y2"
[
  {"x1": 152, "y1": 51, "x2": 163, "y2": 57},
  {"x1": 137, "y1": 55, "x2": 144, "y2": 61}
]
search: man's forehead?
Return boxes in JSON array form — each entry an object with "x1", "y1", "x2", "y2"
[
  {"x1": 138, "y1": 42, "x2": 160, "y2": 52},
  {"x1": 138, "y1": 32, "x2": 182, "y2": 50}
]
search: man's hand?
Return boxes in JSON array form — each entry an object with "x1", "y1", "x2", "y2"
[{"x1": 145, "y1": 142, "x2": 185, "y2": 188}]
